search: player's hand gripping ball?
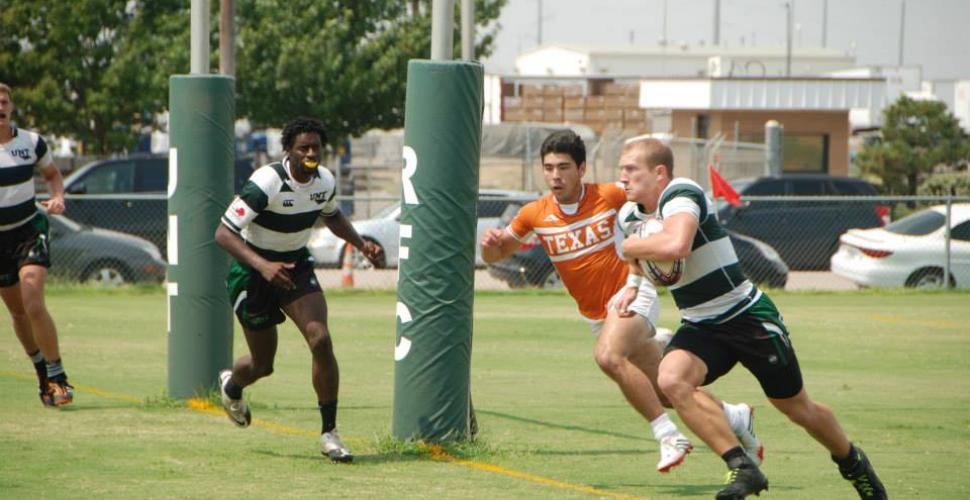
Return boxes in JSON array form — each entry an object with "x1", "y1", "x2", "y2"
[{"x1": 635, "y1": 218, "x2": 685, "y2": 287}]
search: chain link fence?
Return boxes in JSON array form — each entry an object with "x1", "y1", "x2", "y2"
[
  {"x1": 48, "y1": 192, "x2": 967, "y2": 290},
  {"x1": 319, "y1": 194, "x2": 970, "y2": 292},
  {"x1": 41, "y1": 127, "x2": 970, "y2": 292}
]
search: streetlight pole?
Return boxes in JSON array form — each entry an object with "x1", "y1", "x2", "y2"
[
  {"x1": 431, "y1": 0, "x2": 455, "y2": 60},
  {"x1": 785, "y1": 2, "x2": 792, "y2": 77},
  {"x1": 190, "y1": 0, "x2": 209, "y2": 74},
  {"x1": 713, "y1": 0, "x2": 720, "y2": 46},
  {"x1": 537, "y1": 0, "x2": 543, "y2": 46},
  {"x1": 898, "y1": 0, "x2": 906, "y2": 66},
  {"x1": 821, "y1": 0, "x2": 828, "y2": 48},
  {"x1": 461, "y1": 0, "x2": 474, "y2": 60}
]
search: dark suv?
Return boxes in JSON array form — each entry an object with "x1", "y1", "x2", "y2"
[
  {"x1": 61, "y1": 154, "x2": 254, "y2": 257},
  {"x1": 717, "y1": 174, "x2": 888, "y2": 270}
]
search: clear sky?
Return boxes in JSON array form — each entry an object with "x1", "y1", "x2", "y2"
[{"x1": 481, "y1": 0, "x2": 970, "y2": 80}]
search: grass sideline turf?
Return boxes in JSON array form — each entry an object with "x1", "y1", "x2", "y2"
[{"x1": 1, "y1": 286, "x2": 968, "y2": 499}]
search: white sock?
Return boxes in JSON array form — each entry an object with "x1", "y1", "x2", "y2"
[
  {"x1": 650, "y1": 413, "x2": 679, "y2": 440},
  {"x1": 721, "y1": 402, "x2": 745, "y2": 432}
]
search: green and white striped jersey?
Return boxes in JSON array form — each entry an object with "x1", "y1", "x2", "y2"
[
  {"x1": 656, "y1": 178, "x2": 760, "y2": 323},
  {"x1": 220, "y1": 159, "x2": 339, "y2": 262},
  {"x1": 0, "y1": 127, "x2": 53, "y2": 231}
]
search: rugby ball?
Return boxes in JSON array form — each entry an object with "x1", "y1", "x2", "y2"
[{"x1": 635, "y1": 218, "x2": 685, "y2": 287}]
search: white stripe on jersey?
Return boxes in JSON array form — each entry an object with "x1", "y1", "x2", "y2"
[
  {"x1": 0, "y1": 181, "x2": 35, "y2": 208},
  {"x1": 0, "y1": 128, "x2": 52, "y2": 230},
  {"x1": 548, "y1": 237, "x2": 615, "y2": 263},
  {"x1": 532, "y1": 209, "x2": 615, "y2": 234},
  {"x1": 242, "y1": 224, "x2": 315, "y2": 253},
  {"x1": 671, "y1": 237, "x2": 739, "y2": 288},
  {"x1": 248, "y1": 164, "x2": 285, "y2": 197},
  {"x1": 680, "y1": 282, "x2": 758, "y2": 324},
  {"x1": 662, "y1": 196, "x2": 702, "y2": 220}
]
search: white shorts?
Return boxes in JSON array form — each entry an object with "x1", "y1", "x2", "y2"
[{"x1": 587, "y1": 283, "x2": 660, "y2": 338}]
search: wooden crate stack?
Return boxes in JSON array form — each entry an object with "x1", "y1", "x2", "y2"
[{"x1": 502, "y1": 82, "x2": 646, "y2": 134}]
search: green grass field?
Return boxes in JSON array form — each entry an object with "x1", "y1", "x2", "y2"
[{"x1": 1, "y1": 287, "x2": 968, "y2": 499}]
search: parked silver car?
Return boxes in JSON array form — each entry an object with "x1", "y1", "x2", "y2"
[
  {"x1": 48, "y1": 213, "x2": 167, "y2": 285},
  {"x1": 307, "y1": 189, "x2": 539, "y2": 268}
]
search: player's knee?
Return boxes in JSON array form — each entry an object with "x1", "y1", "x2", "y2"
[
  {"x1": 593, "y1": 344, "x2": 625, "y2": 376},
  {"x1": 20, "y1": 297, "x2": 47, "y2": 320},
  {"x1": 307, "y1": 330, "x2": 334, "y2": 359},
  {"x1": 656, "y1": 370, "x2": 690, "y2": 403}
]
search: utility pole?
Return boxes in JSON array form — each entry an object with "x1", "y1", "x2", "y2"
[
  {"x1": 219, "y1": 0, "x2": 235, "y2": 76},
  {"x1": 898, "y1": 0, "x2": 906, "y2": 66},
  {"x1": 713, "y1": 0, "x2": 720, "y2": 46},
  {"x1": 537, "y1": 0, "x2": 543, "y2": 46},
  {"x1": 431, "y1": 0, "x2": 454, "y2": 60},
  {"x1": 661, "y1": 0, "x2": 668, "y2": 44},
  {"x1": 821, "y1": 0, "x2": 828, "y2": 48},
  {"x1": 461, "y1": 0, "x2": 474, "y2": 60},
  {"x1": 190, "y1": 0, "x2": 209, "y2": 74},
  {"x1": 785, "y1": 2, "x2": 792, "y2": 77}
]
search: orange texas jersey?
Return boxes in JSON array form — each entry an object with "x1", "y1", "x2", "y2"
[{"x1": 507, "y1": 183, "x2": 629, "y2": 320}]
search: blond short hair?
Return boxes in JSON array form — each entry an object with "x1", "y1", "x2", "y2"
[
  {"x1": 0, "y1": 82, "x2": 11, "y2": 99},
  {"x1": 623, "y1": 136, "x2": 674, "y2": 175}
]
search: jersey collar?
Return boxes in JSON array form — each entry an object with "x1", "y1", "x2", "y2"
[{"x1": 553, "y1": 184, "x2": 586, "y2": 215}]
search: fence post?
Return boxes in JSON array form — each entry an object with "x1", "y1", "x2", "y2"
[
  {"x1": 766, "y1": 120, "x2": 783, "y2": 175},
  {"x1": 944, "y1": 198, "x2": 952, "y2": 288}
]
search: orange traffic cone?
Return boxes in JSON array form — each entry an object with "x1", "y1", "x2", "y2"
[{"x1": 341, "y1": 242, "x2": 354, "y2": 288}]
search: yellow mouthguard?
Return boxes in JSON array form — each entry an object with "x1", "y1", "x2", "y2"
[{"x1": 304, "y1": 161, "x2": 319, "y2": 168}]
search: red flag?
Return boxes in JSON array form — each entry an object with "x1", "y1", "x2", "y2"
[{"x1": 708, "y1": 164, "x2": 741, "y2": 207}]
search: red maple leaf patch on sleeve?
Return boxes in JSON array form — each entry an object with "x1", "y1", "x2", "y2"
[{"x1": 235, "y1": 206, "x2": 245, "y2": 216}]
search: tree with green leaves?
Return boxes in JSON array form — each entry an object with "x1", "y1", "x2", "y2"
[
  {"x1": 235, "y1": 0, "x2": 505, "y2": 142},
  {"x1": 0, "y1": 0, "x2": 188, "y2": 154},
  {"x1": 856, "y1": 95, "x2": 970, "y2": 195},
  {"x1": 0, "y1": 0, "x2": 506, "y2": 154}
]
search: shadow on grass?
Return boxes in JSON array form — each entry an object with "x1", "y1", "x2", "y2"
[
  {"x1": 476, "y1": 409, "x2": 644, "y2": 441},
  {"x1": 50, "y1": 401, "x2": 141, "y2": 412},
  {"x1": 530, "y1": 448, "x2": 647, "y2": 457},
  {"x1": 251, "y1": 404, "x2": 390, "y2": 412},
  {"x1": 646, "y1": 482, "x2": 802, "y2": 497},
  {"x1": 252, "y1": 448, "x2": 430, "y2": 465}
]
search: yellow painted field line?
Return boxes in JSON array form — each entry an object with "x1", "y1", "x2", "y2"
[
  {"x1": 428, "y1": 445, "x2": 647, "y2": 500},
  {"x1": 185, "y1": 398, "x2": 316, "y2": 437},
  {"x1": 868, "y1": 314, "x2": 964, "y2": 329},
  {"x1": 0, "y1": 370, "x2": 137, "y2": 403},
  {"x1": 1, "y1": 370, "x2": 649, "y2": 499}
]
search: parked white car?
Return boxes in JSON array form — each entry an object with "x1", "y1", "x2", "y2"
[
  {"x1": 830, "y1": 204, "x2": 970, "y2": 288},
  {"x1": 307, "y1": 189, "x2": 539, "y2": 269}
]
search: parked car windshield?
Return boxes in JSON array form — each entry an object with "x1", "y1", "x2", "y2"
[{"x1": 884, "y1": 210, "x2": 945, "y2": 236}]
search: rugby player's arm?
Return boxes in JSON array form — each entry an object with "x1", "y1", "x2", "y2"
[
  {"x1": 621, "y1": 212, "x2": 698, "y2": 261},
  {"x1": 215, "y1": 223, "x2": 296, "y2": 289},
  {"x1": 39, "y1": 161, "x2": 65, "y2": 214},
  {"x1": 480, "y1": 228, "x2": 521, "y2": 263},
  {"x1": 321, "y1": 210, "x2": 366, "y2": 250},
  {"x1": 627, "y1": 260, "x2": 646, "y2": 279},
  {"x1": 215, "y1": 223, "x2": 268, "y2": 268}
]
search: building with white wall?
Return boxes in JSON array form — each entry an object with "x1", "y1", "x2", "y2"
[{"x1": 515, "y1": 44, "x2": 856, "y2": 78}]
